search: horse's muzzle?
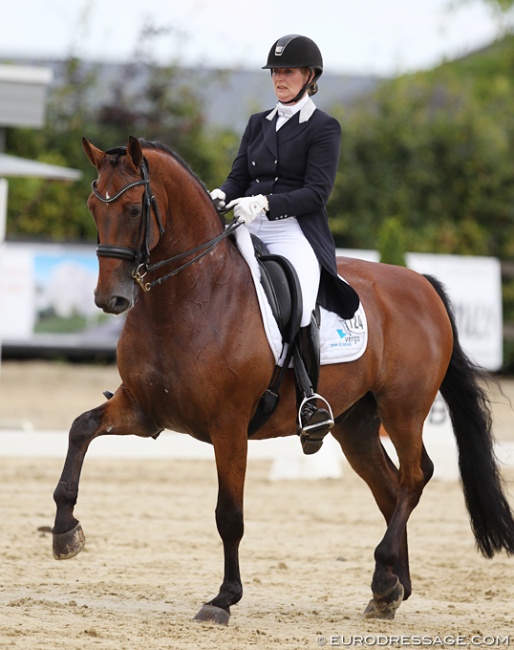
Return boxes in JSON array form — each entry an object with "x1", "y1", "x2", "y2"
[{"x1": 95, "y1": 286, "x2": 136, "y2": 315}]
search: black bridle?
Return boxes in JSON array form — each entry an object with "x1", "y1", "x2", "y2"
[{"x1": 91, "y1": 149, "x2": 240, "y2": 292}]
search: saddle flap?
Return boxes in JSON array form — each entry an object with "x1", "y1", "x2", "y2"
[{"x1": 257, "y1": 254, "x2": 302, "y2": 343}]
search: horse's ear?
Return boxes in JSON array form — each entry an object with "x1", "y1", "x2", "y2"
[
  {"x1": 82, "y1": 137, "x2": 105, "y2": 169},
  {"x1": 127, "y1": 135, "x2": 143, "y2": 170}
]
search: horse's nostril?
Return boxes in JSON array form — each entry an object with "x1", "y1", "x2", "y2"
[{"x1": 107, "y1": 296, "x2": 131, "y2": 315}]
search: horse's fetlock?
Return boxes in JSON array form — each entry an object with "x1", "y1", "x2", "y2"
[
  {"x1": 53, "y1": 480, "x2": 78, "y2": 507},
  {"x1": 373, "y1": 542, "x2": 396, "y2": 568},
  {"x1": 371, "y1": 566, "x2": 399, "y2": 599}
]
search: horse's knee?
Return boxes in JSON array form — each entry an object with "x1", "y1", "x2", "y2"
[
  {"x1": 68, "y1": 396, "x2": 161, "y2": 451},
  {"x1": 68, "y1": 409, "x2": 103, "y2": 449}
]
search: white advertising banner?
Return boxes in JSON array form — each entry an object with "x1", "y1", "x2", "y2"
[
  {"x1": 0, "y1": 242, "x2": 121, "y2": 355},
  {"x1": 0, "y1": 245, "x2": 35, "y2": 340},
  {"x1": 406, "y1": 252, "x2": 503, "y2": 371}
]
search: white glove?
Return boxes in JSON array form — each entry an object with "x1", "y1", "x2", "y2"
[
  {"x1": 226, "y1": 195, "x2": 269, "y2": 224},
  {"x1": 210, "y1": 188, "x2": 226, "y2": 209}
]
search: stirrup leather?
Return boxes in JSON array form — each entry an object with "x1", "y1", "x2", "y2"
[{"x1": 297, "y1": 393, "x2": 335, "y2": 435}]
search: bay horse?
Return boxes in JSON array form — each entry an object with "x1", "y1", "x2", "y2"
[{"x1": 52, "y1": 135, "x2": 514, "y2": 624}]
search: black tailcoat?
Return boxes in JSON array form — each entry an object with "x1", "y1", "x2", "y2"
[{"x1": 221, "y1": 99, "x2": 359, "y2": 319}]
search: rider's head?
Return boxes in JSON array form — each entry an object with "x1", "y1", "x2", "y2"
[{"x1": 262, "y1": 34, "x2": 323, "y2": 104}]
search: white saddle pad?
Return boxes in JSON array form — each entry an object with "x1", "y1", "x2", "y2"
[{"x1": 234, "y1": 227, "x2": 368, "y2": 366}]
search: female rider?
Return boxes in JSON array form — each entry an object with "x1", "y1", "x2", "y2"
[{"x1": 210, "y1": 34, "x2": 359, "y2": 454}]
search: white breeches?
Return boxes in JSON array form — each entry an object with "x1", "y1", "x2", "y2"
[{"x1": 246, "y1": 214, "x2": 320, "y2": 327}]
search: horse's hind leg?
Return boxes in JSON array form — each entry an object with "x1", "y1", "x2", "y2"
[
  {"x1": 332, "y1": 400, "x2": 406, "y2": 619},
  {"x1": 350, "y1": 396, "x2": 433, "y2": 620},
  {"x1": 52, "y1": 385, "x2": 160, "y2": 560},
  {"x1": 332, "y1": 395, "x2": 433, "y2": 619},
  {"x1": 361, "y1": 430, "x2": 432, "y2": 620}
]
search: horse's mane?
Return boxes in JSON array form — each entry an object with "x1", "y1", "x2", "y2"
[
  {"x1": 140, "y1": 139, "x2": 200, "y2": 185},
  {"x1": 140, "y1": 140, "x2": 226, "y2": 228}
]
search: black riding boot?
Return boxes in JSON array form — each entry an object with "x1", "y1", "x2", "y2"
[{"x1": 295, "y1": 316, "x2": 334, "y2": 455}]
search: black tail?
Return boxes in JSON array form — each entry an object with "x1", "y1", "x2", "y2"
[{"x1": 425, "y1": 274, "x2": 514, "y2": 558}]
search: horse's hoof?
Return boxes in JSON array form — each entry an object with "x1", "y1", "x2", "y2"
[
  {"x1": 363, "y1": 579, "x2": 404, "y2": 620},
  {"x1": 192, "y1": 604, "x2": 230, "y2": 625},
  {"x1": 52, "y1": 522, "x2": 85, "y2": 560}
]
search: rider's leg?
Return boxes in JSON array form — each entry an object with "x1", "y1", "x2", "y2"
[
  {"x1": 295, "y1": 312, "x2": 334, "y2": 454},
  {"x1": 247, "y1": 217, "x2": 334, "y2": 453}
]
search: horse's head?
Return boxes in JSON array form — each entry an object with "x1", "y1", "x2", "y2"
[
  {"x1": 83, "y1": 135, "x2": 233, "y2": 317},
  {"x1": 83, "y1": 135, "x2": 164, "y2": 315}
]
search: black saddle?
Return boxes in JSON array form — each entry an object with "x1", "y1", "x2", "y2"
[
  {"x1": 257, "y1": 254, "x2": 302, "y2": 342},
  {"x1": 247, "y1": 236, "x2": 303, "y2": 436},
  {"x1": 250, "y1": 233, "x2": 302, "y2": 342}
]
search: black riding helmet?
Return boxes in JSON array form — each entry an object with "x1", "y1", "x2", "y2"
[{"x1": 263, "y1": 34, "x2": 323, "y2": 104}]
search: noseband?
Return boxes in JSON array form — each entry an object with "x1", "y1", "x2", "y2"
[{"x1": 91, "y1": 146, "x2": 240, "y2": 292}]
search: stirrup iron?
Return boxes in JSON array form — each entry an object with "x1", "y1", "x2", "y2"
[{"x1": 298, "y1": 393, "x2": 335, "y2": 434}]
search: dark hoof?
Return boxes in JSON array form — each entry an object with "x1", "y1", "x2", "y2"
[
  {"x1": 52, "y1": 522, "x2": 85, "y2": 560},
  {"x1": 193, "y1": 604, "x2": 230, "y2": 625},
  {"x1": 363, "y1": 579, "x2": 404, "y2": 620}
]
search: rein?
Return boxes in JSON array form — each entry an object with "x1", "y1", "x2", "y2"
[{"x1": 91, "y1": 150, "x2": 240, "y2": 292}]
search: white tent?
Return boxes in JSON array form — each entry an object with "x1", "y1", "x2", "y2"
[{"x1": 0, "y1": 153, "x2": 82, "y2": 181}]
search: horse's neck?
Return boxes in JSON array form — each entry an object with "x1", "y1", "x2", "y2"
[
  {"x1": 161, "y1": 165, "x2": 224, "y2": 250},
  {"x1": 139, "y1": 156, "x2": 250, "y2": 311},
  {"x1": 149, "y1": 182, "x2": 244, "y2": 302}
]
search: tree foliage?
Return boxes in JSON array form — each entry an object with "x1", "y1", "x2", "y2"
[
  {"x1": 328, "y1": 34, "x2": 514, "y2": 261},
  {"x1": 462, "y1": 0, "x2": 514, "y2": 11}
]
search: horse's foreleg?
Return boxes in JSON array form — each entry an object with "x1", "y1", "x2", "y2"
[
  {"x1": 52, "y1": 406, "x2": 98, "y2": 558},
  {"x1": 193, "y1": 434, "x2": 247, "y2": 626},
  {"x1": 52, "y1": 386, "x2": 159, "y2": 560}
]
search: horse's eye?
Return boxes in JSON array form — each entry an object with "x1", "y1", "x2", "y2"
[{"x1": 128, "y1": 205, "x2": 141, "y2": 219}]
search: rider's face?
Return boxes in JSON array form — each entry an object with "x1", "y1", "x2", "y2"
[{"x1": 272, "y1": 67, "x2": 311, "y2": 104}]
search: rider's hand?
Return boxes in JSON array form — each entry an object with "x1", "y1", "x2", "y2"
[
  {"x1": 226, "y1": 195, "x2": 269, "y2": 224},
  {"x1": 210, "y1": 188, "x2": 226, "y2": 209}
]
